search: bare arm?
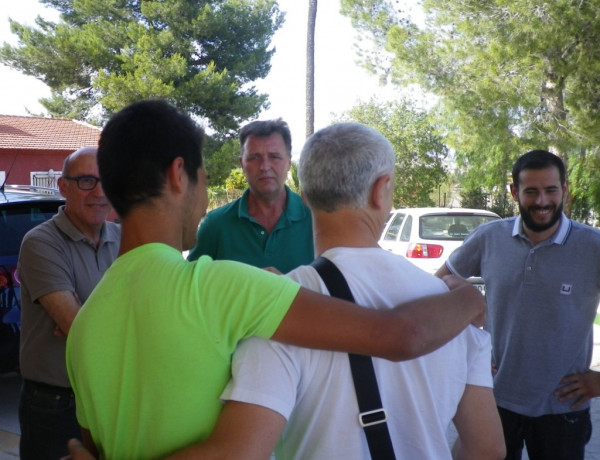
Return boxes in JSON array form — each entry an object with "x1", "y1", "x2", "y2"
[
  {"x1": 555, "y1": 370, "x2": 600, "y2": 408},
  {"x1": 272, "y1": 276, "x2": 485, "y2": 361},
  {"x1": 163, "y1": 401, "x2": 285, "y2": 460},
  {"x1": 435, "y1": 264, "x2": 452, "y2": 278},
  {"x1": 60, "y1": 402, "x2": 283, "y2": 460},
  {"x1": 451, "y1": 385, "x2": 506, "y2": 460},
  {"x1": 38, "y1": 290, "x2": 81, "y2": 336}
]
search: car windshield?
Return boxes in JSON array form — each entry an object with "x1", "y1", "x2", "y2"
[
  {"x1": 419, "y1": 214, "x2": 498, "y2": 240},
  {"x1": 0, "y1": 203, "x2": 61, "y2": 257}
]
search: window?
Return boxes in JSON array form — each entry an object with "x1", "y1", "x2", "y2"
[
  {"x1": 0, "y1": 203, "x2": 63, "y2": 257},
  {"x1": 400, "y1": 215, "x2": 412, "y2": 242},
  {"x1": 419, "y1": 214, "x2": 498, "y2": 241},
  {"x1": 383, "y1": 213, "x2": 405, "y2": 241}
]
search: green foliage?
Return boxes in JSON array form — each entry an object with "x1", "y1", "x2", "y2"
[
  {"x1": 206, "y1": 185, "x2": 243, "y2": 210},
  {"x1": 203, "y1": 136, "x2": 239, "y2": 187},
  {"x1": 489, "y1": 192, "x2": 516, "y2": 218},
  {"x1": 1, "y1": 0, "x2": 283, "y2": 134},
  {"x1": 568, "y1": 148, "x2": 600, "y2": 224},
  {"x1": 459, "y1": 188, "x2": 487, "y2": 210},
  {"x1": 341, "y1": 0, "x2": 600, "y2": 219},
  {"x1": 287, "y1": 162, "x2": 300, "y2": 193},
  {"x1": 225, "y1": 168, "x2": 248, "y2": 191},
  {"x1": 339, "y1": 98, "x2": 448, "y2": 208}
]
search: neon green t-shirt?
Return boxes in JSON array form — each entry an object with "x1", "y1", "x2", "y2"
[{"x1": 66, "y1": 243, "x2": 300, "y2": 459}]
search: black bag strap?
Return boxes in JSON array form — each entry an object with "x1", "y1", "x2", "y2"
[{"x1": 311, "y1": 256, "x2": 396, "y2": 460}]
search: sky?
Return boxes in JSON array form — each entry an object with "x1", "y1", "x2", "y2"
[{"x1": 0, "y1": 0, "x2": 401, "y2": 155}]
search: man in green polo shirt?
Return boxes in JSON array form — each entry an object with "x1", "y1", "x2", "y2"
[{"x1": 187, "y1": 118, "x2": 313, "y2": 272}]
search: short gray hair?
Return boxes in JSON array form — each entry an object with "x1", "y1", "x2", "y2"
[{"x1": 299, "y1": 123, "x2": 395, "y2": 212}]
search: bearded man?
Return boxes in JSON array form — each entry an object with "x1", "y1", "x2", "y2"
[{"x1": 437, "y1": 149, "x2": 600, "y2": 460}]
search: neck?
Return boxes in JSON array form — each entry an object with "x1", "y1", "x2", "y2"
[
  {"x1": 118, "y1": 204, "x2": 182, "y2": 256},
  {"x1": 313, "y1": 209, "x2": 382, "y2": 256},
  {"x1": 247, "y1": 187, "x2": 287, "y2": 212},
  {"x1": 522, "y1": 221, "x2": 560, "y2": 246},
  {"x1": 246, "y1": 188, "x2": 288, "y2": 233},
  {"x1": 64, "y1": 210, "x2": 103, "y2": 246}
]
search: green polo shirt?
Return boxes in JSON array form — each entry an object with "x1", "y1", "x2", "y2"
[{"x1": 188, "y1": 186, "x2": 314, "y2": 273}]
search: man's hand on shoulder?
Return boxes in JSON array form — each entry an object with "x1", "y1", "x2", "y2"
[
  {"x1": 440, "y1": 274, "x2": 469, "y2": 291},
  {"x1": 441, "y1": 275, "x2": 486, "y2": 328}
]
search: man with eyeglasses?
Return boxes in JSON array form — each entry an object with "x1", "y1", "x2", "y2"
[{"x1": 17, "y1": 146, "x2": 120, "y2": 460}]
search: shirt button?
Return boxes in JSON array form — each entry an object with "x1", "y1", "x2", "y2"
[
  {"x1": 527, "y1": 266, "x2": 532, "y2": 270},
  {"x1": 260, "y1": 231, "x2": 265, "y2": 235}
]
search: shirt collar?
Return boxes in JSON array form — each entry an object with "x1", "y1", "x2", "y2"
[
  {"x1": 513, "y1": 212, "x2": 570, "y2": 245},
  {"x1": 54, "y1": 205, "x2": 116, "y2": 245},
  {"x1": 238, "y1": 185, "x2": 303, "y2": 222}
]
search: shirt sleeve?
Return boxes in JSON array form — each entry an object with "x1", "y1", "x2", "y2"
[
  {"x1": 464, "y1": 326, "x2": 494, "y2": 388},
  {"x1": 18, "y1": 226, "x2": 75, "y2": 301},
  {"x1": 187, "y1": 212, "x2": 218, "y2": 261},
  {"x1": 221, "y1": 337, "x2": 300, "y2": 420},
  {"x1": 446, "y1": 225, "x2": 485, "y2": 278},
  {"x1": 196, "y1": 259, "x2": 301, "y2": 343}
]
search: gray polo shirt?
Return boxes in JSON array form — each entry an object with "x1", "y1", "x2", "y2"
[
  {"x1": 18, "y1": 206, "x2": 120, "y2": 387},
  {"x1": 446, "y1": 214, "x2": 600, "y2": 416}
]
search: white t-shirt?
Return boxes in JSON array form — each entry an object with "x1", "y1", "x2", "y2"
[{"x1": 221, "y1": 247, "x2": 492, "y2": 459}]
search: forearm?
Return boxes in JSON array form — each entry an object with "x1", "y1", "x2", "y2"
[
  {"x1": 164, "y1": 401, "x2": 283, "y2": 460},
  {"x1": 386, "y1": 283, "x2": 485, "y2": 359},
  {"x1": 451, "y1": 439, "x2": 503, "y2": 460},
  {"x1": 273, "y1": 283, "x2": 485, "y2": 362},
  {"x1": 452, "y1": 385, "x2": 505, "y2": 460},
  {"x1": 435, "y1": 264, "x2": 452, "y2": 278},
  {"x1": 39, "y1": 290, "x2": 81, "y2": 336}
]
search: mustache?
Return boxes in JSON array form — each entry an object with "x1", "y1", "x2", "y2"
[{"x1": 528, "y1": 205, "x2": 554, "y2": 211}]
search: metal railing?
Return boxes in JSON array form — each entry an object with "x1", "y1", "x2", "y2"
[{"x1": 30, "y1": 171, "x2": 61, "y2": 189}]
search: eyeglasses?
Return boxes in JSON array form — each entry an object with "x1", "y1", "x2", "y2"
[{"x1": 63, "y1": 175, "x2": 101, "y2": 191}]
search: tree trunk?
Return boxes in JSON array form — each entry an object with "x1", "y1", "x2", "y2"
[
  {"x1": 306, "y1": 0, "x2": 318, "y2": 139},
  {"x1": 541, "y1": 61, "x2": 571, "y2": 215}
]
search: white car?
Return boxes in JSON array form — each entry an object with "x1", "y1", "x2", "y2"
[{"x1": 379, "y1": 207, "x2": 500, "y2": 279}]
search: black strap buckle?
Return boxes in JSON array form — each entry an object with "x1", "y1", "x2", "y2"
[{"x1": 359, "y1": 408, "x2": 388, "y2": 427}]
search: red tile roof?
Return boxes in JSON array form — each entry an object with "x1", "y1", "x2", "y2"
[{"x1": 0, "y1": 115, "x2": 101, "y2": 151}]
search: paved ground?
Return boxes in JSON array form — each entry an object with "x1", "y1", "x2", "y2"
[
  {"x1": 0, "y1": 371, "x2": 19, "y2": 460},
  {"x1": 3, "y1": 325, "x2": 600, "y2": 459}
]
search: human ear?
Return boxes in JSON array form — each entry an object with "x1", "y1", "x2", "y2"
[
  {"x1": 166, "y1": 157, "x2": 186, "y2": 194},
  {"x1": 370, "y1": 175, "x2": 391, "y2": 210},
  {"x1": 509, "y1": 183, "x2": 519, "y2": 201}
]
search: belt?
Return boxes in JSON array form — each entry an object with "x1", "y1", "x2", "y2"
[{"x1": 23, "y1": 379, "x2": 74, "y2": 397}]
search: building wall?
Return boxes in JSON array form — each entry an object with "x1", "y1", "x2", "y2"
[{"x1": 0, "y1": 149, "x2": 70, "y2": 185}]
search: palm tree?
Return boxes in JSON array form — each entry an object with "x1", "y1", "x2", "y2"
[{"x1": 306, "y1": 0, "x2": 318, "y2": 139}]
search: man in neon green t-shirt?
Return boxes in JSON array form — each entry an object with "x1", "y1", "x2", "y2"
[{"x1": 66, "y1": 100, "x2": 485, "y2": 459}]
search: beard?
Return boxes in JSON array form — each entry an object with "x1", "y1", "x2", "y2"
[{"x1": 518, "y1": 201, "x2": 563, "y2": 233}]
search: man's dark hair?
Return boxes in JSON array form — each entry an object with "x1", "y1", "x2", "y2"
[
  {"x1": 239, "y1": 118, "x2": 292, "y2": 155},
  {"x1": 98, "y1": 99, "x2": 204, "y2": 217},
  {"x1": 512, "y1": 150, "x2": 566, "y2": 188}
]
